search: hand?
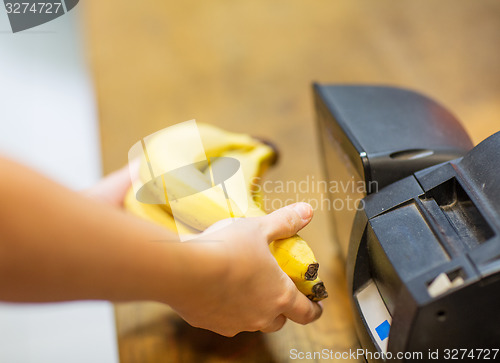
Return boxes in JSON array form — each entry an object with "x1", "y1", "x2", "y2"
[
  {"x1": 84, "y1": 160, "x2": 138, "y2": 207},
  {"x1": 169, "y1": 202, "x2": 323, "y2": 337}
]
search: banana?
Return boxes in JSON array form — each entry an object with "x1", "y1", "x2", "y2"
[
  {"x1": 209, "y1": 144, "x2": 275, "y2": 207},
  {"x1": 129, "y1": 121, "x2": 326, "y2": 300},
  {"x1": 124, "y1": 187, "x2": 199, "y2": 236},
  {"x1": 138, "y1": 122, "x2": 259, "y2": 193},
  {"x1": 196, "y1": 122, "x2": 260, "y2": 159},
  {"x1": 295, "y1": 277, "x2": 329, "y2": 302},
  {"x1": 137, "y1": 122, "x2": 252, "y2": 228},
  {"x1": 268, "y1": 235, "x2": 320, "y2": 281},
  {"x1": 157, "y1": 167, "x2": 245, "y2": 230}
]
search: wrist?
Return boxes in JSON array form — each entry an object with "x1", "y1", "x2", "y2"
[{"x1": 153, "y1": 240, "x2": 229, "y2": 309}]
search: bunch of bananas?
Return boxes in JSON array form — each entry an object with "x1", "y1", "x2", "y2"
[{"x1": 124, "y1": 122, "x2": 328, "y2": 301}]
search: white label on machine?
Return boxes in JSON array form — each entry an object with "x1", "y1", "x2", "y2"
[{"x1": 356, "y1": 281, "x2": 392, "y2": 354}]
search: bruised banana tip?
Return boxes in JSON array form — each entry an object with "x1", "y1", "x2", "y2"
[
  {"x1": 308, "y1": 281, "x2": 328, "y2": 302},
  {"x1": 305, "y1": 262, "x2": 319, "y2": 281}
]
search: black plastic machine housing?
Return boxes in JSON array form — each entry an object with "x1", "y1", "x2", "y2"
[{"x1": 315, "y1": 84, "x2": 500, "y2": 361}]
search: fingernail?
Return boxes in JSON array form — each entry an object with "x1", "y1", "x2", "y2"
[{"x1": 292, "y1": 203, "x2": 312, "y2": 221}]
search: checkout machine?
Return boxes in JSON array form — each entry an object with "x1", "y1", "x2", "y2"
[{"x1": 315, "y1": 85, "x2": 500, "y2": 362}]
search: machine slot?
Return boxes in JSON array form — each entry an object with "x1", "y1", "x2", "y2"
[{"x1": 424, "y1": 178, "x2": 494, "y2": 248}]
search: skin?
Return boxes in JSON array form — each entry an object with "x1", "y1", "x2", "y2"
[{"x1": 0, "y1": 157, "x2": 321, "y2": 337}]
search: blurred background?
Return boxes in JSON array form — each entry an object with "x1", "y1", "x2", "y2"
[
  {"x1": 0, "y1": 4, "x2": 118, "y2": 363},
  {"x1": 1, "y1": 0, "x2": 500, "y2": 362},
  {"x1": 85, "y1": 1, "x2": 500, "y2": 362}
]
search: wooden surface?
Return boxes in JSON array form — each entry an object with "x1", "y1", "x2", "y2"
[{"x1": 84, "y1": 1, "x2": 500, "y2": 362}]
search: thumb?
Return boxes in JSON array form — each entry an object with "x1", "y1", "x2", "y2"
[{"x1": 261, "y1": 203, "x2": 313, "y2": 242}]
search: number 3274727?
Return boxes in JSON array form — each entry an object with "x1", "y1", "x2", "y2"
[{"x1": 5, "y1": 3, "x2": 63, "y2": 14}]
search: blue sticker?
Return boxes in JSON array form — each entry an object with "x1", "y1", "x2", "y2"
[{"x1": 375, "y1": 320, "x2": 390, "y2": 341}]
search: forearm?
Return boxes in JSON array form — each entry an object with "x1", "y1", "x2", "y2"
[
  {"x1": 0, "y1": 157, "x2": 322, "y2": 336},
  {"x1": 0, "y1": 157, "x2": 216, "y2": 303}
]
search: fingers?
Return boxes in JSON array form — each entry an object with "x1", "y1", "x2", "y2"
[
  {"x1": 261, "y1": 203, "x2": 313, "y2": 242},
  {"x1": 127, "y1": 157, "x2": 141, "y2": 183},
  {"x1": 85, "y1": 163, "x2": 134, "y2": 207},
  {"x1": 283, "y1": 290, "x2": 323, "y2": 325},
  {"x1": 260, "y1": 314, "x2": 287, "y2": 333}
]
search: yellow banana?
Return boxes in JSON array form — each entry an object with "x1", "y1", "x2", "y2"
[
  {"x1": 210, "y1": 144, "x2": 275, "y2": 207},
  {"x1": 268, "y1": 235, "x2": 320, "y2": 281},
  {"x1": 158, "y1": 168, "x2": 245, "y2": 230},
  {"x1": 137, "y1": 122, "x2": 252, "y2": 228},
  {"x1": 295, "y1": 277, "x2": 328, "y2": 302},
  {"x1": 124, "y1": 187, "x2": 199, "y2": 236},
  {"x1": 138, "y1": 122, "x2": 259, "y2": 191},
  {"x1": 131, "y1": 122, "x2": 326, "y2": 300},
  {"x1": 196, "y1": 122, "x2": 260, "y2": 159}
]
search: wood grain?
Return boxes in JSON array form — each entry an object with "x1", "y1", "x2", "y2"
[{"x1": 84, "y1": 1, "x2": 500, "y2": 362}]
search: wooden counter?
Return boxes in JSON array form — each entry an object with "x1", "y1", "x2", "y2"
[{"x1": 84, "y1": 1, "x2": 500, "y2": 361}]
